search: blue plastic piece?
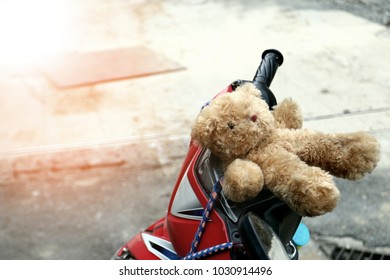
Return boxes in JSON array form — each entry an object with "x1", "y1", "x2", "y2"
[{"x1": 292, "y1": 222, "x2": 310, "y2": 247}]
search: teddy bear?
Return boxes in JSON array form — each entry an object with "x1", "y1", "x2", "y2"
[{"x1": 191, "y1": 82, "x2": 380, "y2": 217}]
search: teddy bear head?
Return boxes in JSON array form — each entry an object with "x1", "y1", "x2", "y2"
[{"x1": 191, "y1": 83, "x2": 275, "y2": 161}]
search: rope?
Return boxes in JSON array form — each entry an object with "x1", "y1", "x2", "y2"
[
  {"x1": 187, "y1": 179, "x2": 222, "y2": 255},
  {"x1": 183, "y1": 242, "x2": 244, "y2": 260},
  {"x1": 183, "y1": 179, "x2": 245, "y2": 260}
]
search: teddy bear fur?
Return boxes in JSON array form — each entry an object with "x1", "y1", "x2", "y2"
[{"x1": 191, "y1": 83, "x2": 380, "y2": 217}]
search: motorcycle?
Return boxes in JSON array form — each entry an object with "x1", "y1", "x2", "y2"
[{"x1": 112, "y1": 49, "x2": 310, "y2": 260}]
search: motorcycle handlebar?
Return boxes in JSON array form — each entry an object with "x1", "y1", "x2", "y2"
[
  {"x1": 230, "y1": 49, "x2": 284, "y2": 108},
  {"x1": 251, "y1": 49, "x2": 284, "y2": 109},
  {"x1": 253, "y1": 49, "x2": 284, "y2": 88}
]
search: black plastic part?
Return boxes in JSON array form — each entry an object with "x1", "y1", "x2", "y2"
[
  {"x1": 223, "y1": 191, "x2": 302, "y2": 260},
  {"x1": 239, "y1": 212, "x2": 271, "y2": 259},
  {"x1": 257, "y1": 197, "x2": 301, "y2": 246},
  {"x1": 230, "y1": 79, "x2": 251, "y2": 91},
  {"x1": 238, "y1": 212, "x2": 291, "y2": 260}
]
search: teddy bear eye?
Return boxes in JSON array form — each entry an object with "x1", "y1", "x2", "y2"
[{"x1": 228, "y1": 122, "x2": 235, "y2": 130}]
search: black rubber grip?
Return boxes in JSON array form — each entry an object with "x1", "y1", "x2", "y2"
[
  {"x1": 253, "y1": 49, "x2": 284, "y2": 88},
  {"x1": 252, "y1": 49, "x2": 284, "y2": 109}
]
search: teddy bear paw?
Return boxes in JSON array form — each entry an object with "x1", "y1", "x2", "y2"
[
  {"x1": 280, "y1": 168, "x2": 340, "y2": 217},
  {"x1": 223, "y1": 159, "x2": 264, "y2": 202},
  {"x1": 340, "y1": 132, "x2": 380, "y2": 180}
]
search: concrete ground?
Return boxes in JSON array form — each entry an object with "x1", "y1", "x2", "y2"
[{"x1": 0, "y1": 0, "x2": 389, "y2": 259}]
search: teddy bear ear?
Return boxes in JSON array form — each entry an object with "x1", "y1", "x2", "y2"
[{"x1": 190, "y1": 116, "x2": 217, "y2": 146}]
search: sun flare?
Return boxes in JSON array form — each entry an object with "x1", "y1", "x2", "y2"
[{"x1": 0, "y1": 0, "x2": 73, "y2": 65}]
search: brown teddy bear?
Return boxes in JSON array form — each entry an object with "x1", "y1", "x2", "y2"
[{"x1": 191, "y1": 82, "x2": 380, "y2": 217}]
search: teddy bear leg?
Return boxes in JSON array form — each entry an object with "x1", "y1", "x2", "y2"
[
  {"x1": 257, "y1": 149, "x2": 340, "y2": 217},
  {"x1": 223, "y1": 159, "x2": 264, "y2": 202},
  {"x1": 294, "y1": 131, "x2": 380, "y2": 180}
]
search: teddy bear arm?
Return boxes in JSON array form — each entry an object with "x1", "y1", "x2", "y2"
[
  {"x1": 251, "y1": 147, "x2": 340, "y2": 217},
  {"x1": 287, "y1": 130, "x2": 380, "y2": 180}
]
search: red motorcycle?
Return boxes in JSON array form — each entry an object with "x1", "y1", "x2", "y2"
[{"x1": 112, "y1": 49, "x2": 310, "y2": 260}]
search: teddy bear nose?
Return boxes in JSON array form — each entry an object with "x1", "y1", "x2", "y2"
[{"x1": 251, "y1": 114, "x2": 257, "y2": 122}]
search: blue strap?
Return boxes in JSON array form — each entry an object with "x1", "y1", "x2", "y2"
[
  {"x1": 182, "y1": 179, "x2": 245, "y2": 260},
  {"x1": 183, "y1": 242, "x2": 244, "y2": 260},
  {"x1": 187, "y1": 179, "x2": 222, "y2": 255}
]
